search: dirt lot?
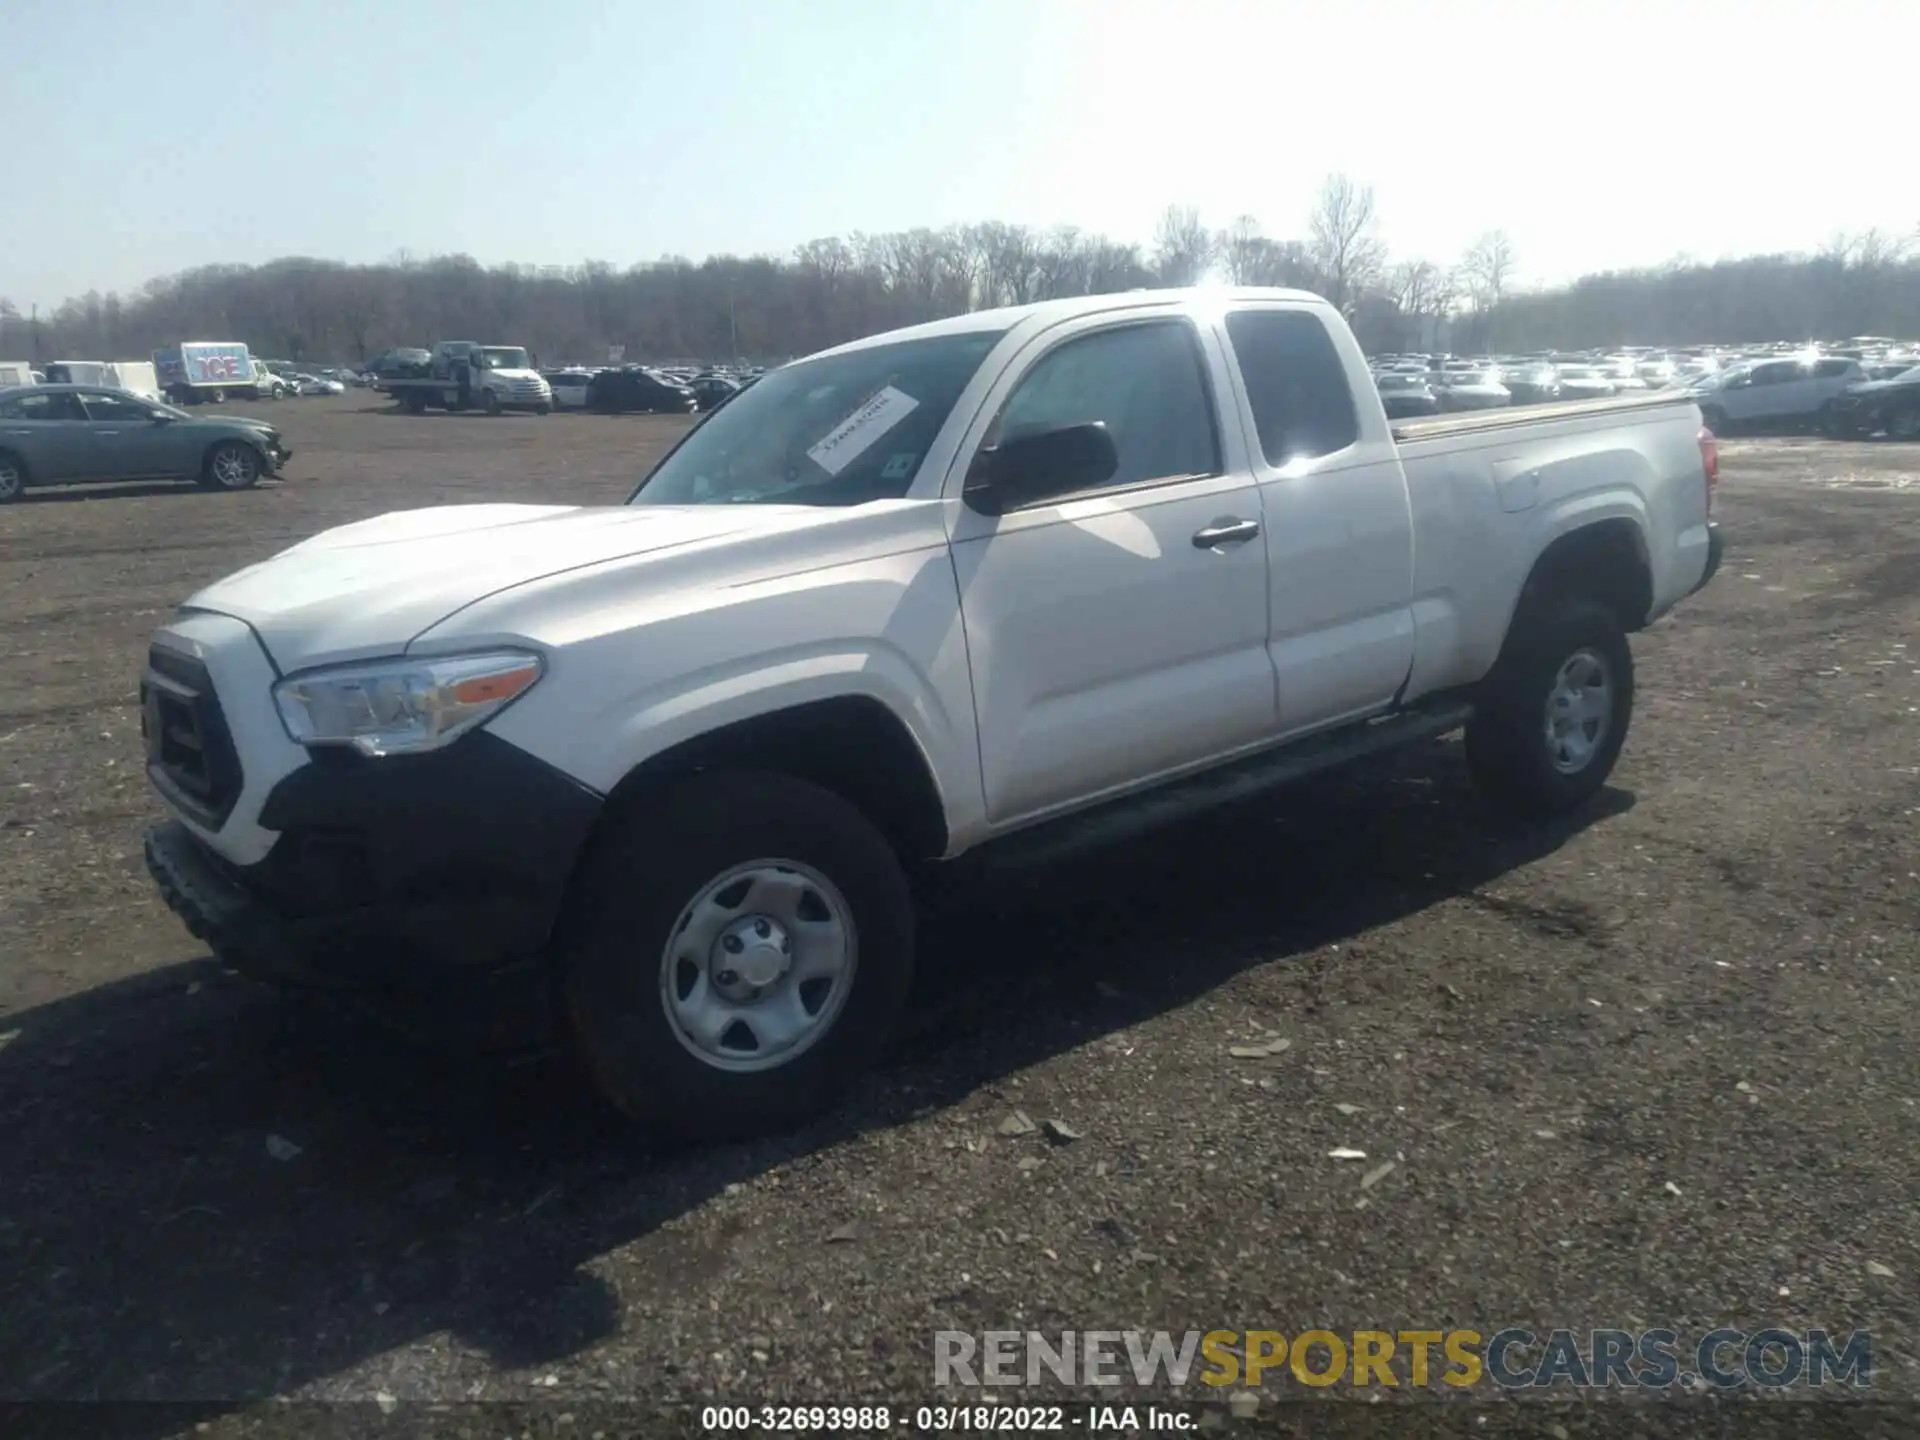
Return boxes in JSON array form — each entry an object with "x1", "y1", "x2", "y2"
[{"x1": 1, "y1": 398, "x2": 1918, "y2": 1436}]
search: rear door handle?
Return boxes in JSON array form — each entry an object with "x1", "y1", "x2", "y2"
[{"x1": 1192, "y1": 517, "x2": 1261, "y2": 550}]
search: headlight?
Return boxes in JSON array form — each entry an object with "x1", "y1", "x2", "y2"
[{"x1": 273, "y1": 650, "x2": 544, "y2": 756}]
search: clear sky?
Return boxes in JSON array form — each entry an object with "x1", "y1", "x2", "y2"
[{"x1": 4, "y1": 0, "x2": 1912, "y2": 311}]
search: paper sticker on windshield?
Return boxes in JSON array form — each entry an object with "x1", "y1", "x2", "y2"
[
  {"x1": 880, "y1": 452, "x2": 918, "y2": 481},
  {"x1": 806, "y1": 386, "x2": 920, "y2": 476}
]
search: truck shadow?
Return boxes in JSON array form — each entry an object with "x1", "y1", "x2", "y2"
[{"x1": 0, "y1": 743, "x2": 1627, "y2": 1426}]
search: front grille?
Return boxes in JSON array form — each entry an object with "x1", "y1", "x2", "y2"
[{"x1": 141, "y1": 645, "x2": 244, "y2": 827}]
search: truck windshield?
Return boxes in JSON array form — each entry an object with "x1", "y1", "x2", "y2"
[
  {"x1": 482, "y1": 348, "x2": 529, "y2": 369},
  {"x1": 628, "y1": 327, "x2": 1009, "y2": 507}
]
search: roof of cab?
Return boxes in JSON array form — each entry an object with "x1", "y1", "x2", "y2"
[{"x1": 805, "y1": 286, "x2": 1333, "y2": 362}]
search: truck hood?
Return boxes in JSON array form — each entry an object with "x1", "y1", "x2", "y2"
[
  {"x1": 489, "y1": 368, "x2": 547, "y2": 385},
  {"x1": 184, "y1": 503, "x2": 791, "y2": 668}
]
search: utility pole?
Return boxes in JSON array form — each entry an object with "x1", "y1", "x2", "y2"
[{"x1": 729, "y1": 284, "x2": 739, "y2": 363}]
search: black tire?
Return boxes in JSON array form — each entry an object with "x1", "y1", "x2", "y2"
[
  {"x1": 208, "y1": 388, "x2": 226, "y2": 405},
  {"x1": 403, "y1": 391, "x2": 428, "y2": 415},
  {"x1": 1465, "y1": 598, "x2": 1634, "y2": 818},
  {"x1": 562, "y1": 771, "x2": 915, "y2": 1139},
  {"x1": 0, "y1": 449, "x2": 26, "y2": 503},
  {"x1": 199, "y1": 440, "x2": 262, "y2": 492},
  {"x1": 1888, "y1": 408, "x2": 1920, "y2": 442},
  {"x1": 535, "y1": 403, "x2": 551, "y2": 416},
  {"x1": 483, "y1": 389, "x2": 502, "y2": 416}
]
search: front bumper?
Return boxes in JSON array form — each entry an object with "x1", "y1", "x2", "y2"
[
  {"x1": 1691, "y1": 522, "x2": 1724, "y2": 595},
  {"x1": 144, "y1": 730, "x2": 604, "y2": 1048}
]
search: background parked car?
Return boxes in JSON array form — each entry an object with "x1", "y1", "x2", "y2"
[
  {"x1": 0, "y1": 384, "x2": 289, "y2": 501},
  {"x1": 1690, "y1": 356, "x2": 1865, "y2": 434},
  {"x1": 689, "y1": 375, "x2": 741, "y2": 411},
  {"x1": 1434, "y1": 370, "x2": 1512, "y2": 411},
  {"x1": 585, "y1": 366, "x2": 698, "y2": 414},
  {"x1": 1373, "y1": 371, "x2": 1440, "y2": 418},
  {"x1": 1551, "y1": 364, "x2": 1617, "y2": 400},
  {"x1": 541, "y1": 369, "x2": 596, "y2": 410},
  {"x1": 1822, "y1": 363, "x2": 1920, "y2": 440},
  {"x1": 296, "y1": 375, "x2": 346, "y2": 396},
  {"x1": 1499, "y1": 363, "x2": 1562, "y2": 405}
]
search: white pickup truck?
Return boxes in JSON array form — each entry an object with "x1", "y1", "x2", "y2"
[{"x1": 140, "y1": 287, "x2": 1723, "y2": 1136}]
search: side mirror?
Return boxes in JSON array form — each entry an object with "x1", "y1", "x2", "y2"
[
  {"x1": 964, "y1": 421, "x2": 1119, "y2": 516},
  {"x1": 149, "y1": 411, "x2": 175, "y2": 424}
]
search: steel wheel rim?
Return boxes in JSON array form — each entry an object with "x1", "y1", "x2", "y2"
[
  {"x1": 0, "y1": 462, "x2": 20, "y2": 499},
  {"x1": 658, "y1": 859, "x2": 857, "y2": 1074},
  {"x1": 212, "y1": 448, "x2": 255, "y2": 488},
  {"x1": 1544, "y1": 647, "x2": 1613, "y2": 774}
]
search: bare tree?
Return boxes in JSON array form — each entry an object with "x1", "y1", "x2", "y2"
[
  {"x1": 1306, "y1": 174, "x2": 1386, "y2": 314},
  {"x1": 1460, "y1": 230, "x2": 1517, "y2": 315},
  {"x1": 1216, "y1": 216, "x2": 1265, "y2": 285},
  {"x1": 1153, "y1": 205, "x2": 1214, "y2": 287},
  {"x1": 21, "y1": 207, "x2": 1920, "y2": 368}
]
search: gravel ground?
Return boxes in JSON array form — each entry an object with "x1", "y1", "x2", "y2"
[{"x1": 1, "y1": 399, "x2": 1917, "y2": 1438}]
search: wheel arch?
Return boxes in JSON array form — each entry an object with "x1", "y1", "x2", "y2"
[
  {"x1": 545, "y1": 693, "x2": 950, "y2": 965},
  {"x1": 0, "y1": 444, "x2": 30, "y2": 493},
  {"x1": 1504, "y1": 517, "x2": 1654, "y2": 649}
]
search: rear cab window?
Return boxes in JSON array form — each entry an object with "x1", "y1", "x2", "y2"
[{"x1": 1224, "y1": 310, "x2": 1360, "y2": 465}]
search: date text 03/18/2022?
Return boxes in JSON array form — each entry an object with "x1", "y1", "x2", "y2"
[{"x1": 698, "y1": 1403, "x2": 1193, "y2": 1432}]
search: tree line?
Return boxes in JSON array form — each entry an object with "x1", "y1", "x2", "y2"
[{"x1": 3, "y1": 175, "x2": 1915, "y2": 367}]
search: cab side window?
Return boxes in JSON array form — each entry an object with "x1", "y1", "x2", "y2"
[
  {"x1": 79, "y1": 391, "x2": 149, "y2": 421},
  {"x1": 1225, "y1": 309, "x2": 1360, "y2": 465},
  {"x1": 991, "y1": 321, "x2": 1221, "y2": 492},
  {"x1": 0, "y1": 391, "x2": 87, "y2": 421}
]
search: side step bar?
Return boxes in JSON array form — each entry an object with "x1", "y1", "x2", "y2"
[{"x1": 971, "y1": 700, "x2": 1474, "y2": 874}]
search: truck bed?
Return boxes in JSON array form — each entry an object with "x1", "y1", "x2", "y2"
[{"x1": 1392, "y1": 391, "x2": 1696, "y2": 445}]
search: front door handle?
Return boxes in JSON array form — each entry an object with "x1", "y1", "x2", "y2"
[
  {"x1": 94, "y1": 430, "x2": 120, "y2": 437},
  {"x1": 1192, "y1": 517, "x2": 1261, "y2": 550}
]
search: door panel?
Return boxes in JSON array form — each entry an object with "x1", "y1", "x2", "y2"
[
  {"x1": 946, "y1": 313, "x2": 1277, "y2": 824},
  {"x1": 1219, "y1": 306, "x2": 1416, "y2": 733},
  {"x1": 952, "y1": 476, "x2": 1275, "y2": 819},
  {"x1": 0, "y1": 390, "x2": 93, "y2": 481},
  {"x1": 79, "y1": 391, "x2": 176, "y2": 478}
]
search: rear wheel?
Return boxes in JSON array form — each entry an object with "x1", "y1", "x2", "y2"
[
  {"x1": 563, "y1": 772, "x2": 915, "y2": 1139},
  {"x1": 403, "y1": 391, "x2": 428, "y2": 414},
  {"x1": 199, "y1": 441, "x2": 261, "y2": 492},
  {"x1": 0, "y1": 450, "x2": 26, "y2": 503},
  {"x1": 1465, "y1": 599, "x2": 1634, "y2": 818}
]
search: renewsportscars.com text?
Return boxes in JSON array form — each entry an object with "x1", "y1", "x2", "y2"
[{"x1": 933, "y1": 1328, "x2": 1872, "y2": 1391}]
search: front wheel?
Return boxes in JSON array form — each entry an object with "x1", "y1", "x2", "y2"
[
  {"x1": 535, "y1": 403, "x2": 551, "y2": 416},
  {"x1": 483, "y1": 389, "x2": 502, "y2": 416},
  {"x1": 199, "y1": 441, "x2": 262, "y2": 492},
  {"x1": 1465, "y1": 599, "x2": 1634, "y2": 818},
  {"x1": 562, "y1": 772, "x2": 915, "y2": 1139},
  {"x1": 1888, "y1": 408, "x2": 1920, "y2": 442}
]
